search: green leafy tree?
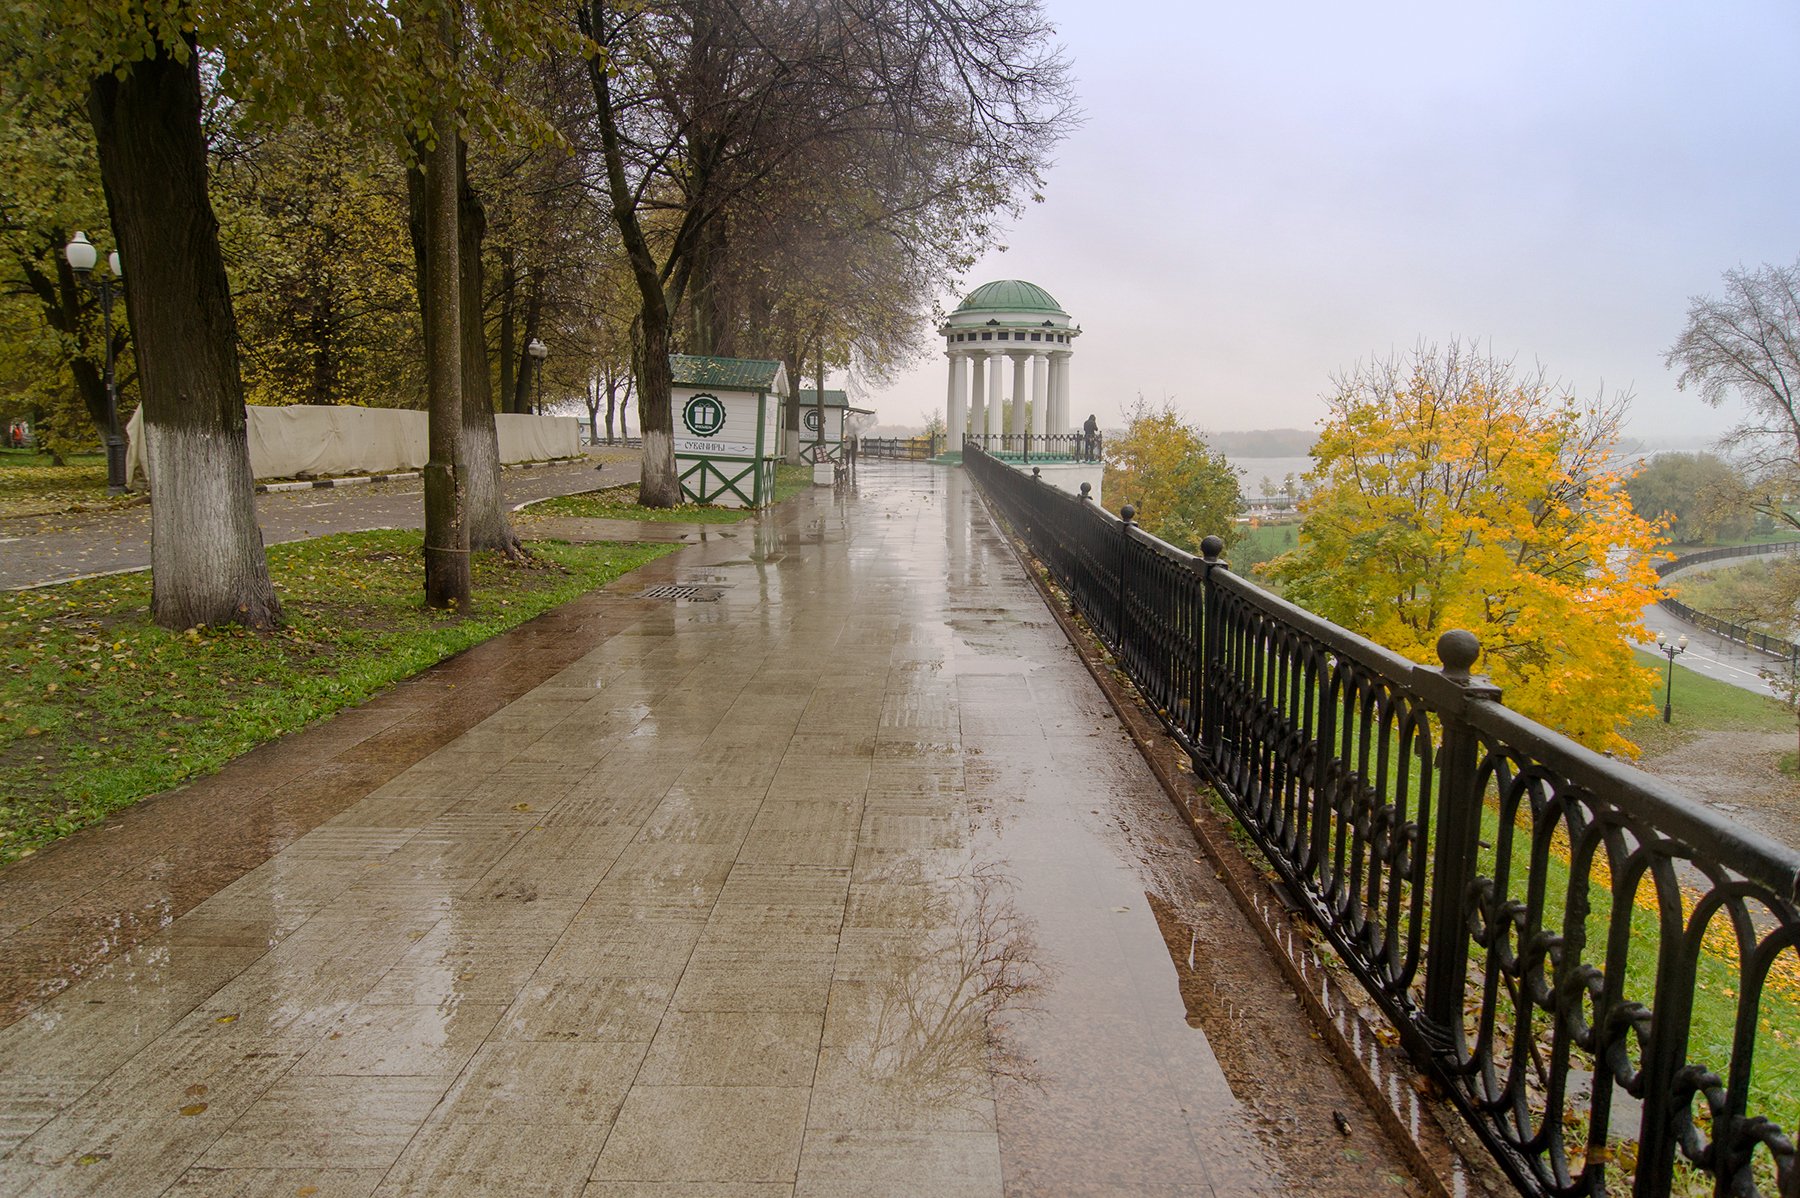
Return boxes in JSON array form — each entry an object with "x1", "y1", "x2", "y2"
[
  {"x1": 216, "y1": 114, "x2": 423, "y2": 410},
  {"x1": 1623, "y1": 452, "x2": 1753, "y2": 545},
  {"x1": 1269, "y1": 343, "x2": 1662, "y2": 754},
  {"x1": 0, "y1": 83, "x2": 135, "y2": 461},
  {"x1": 7, "y1": 0, "x2": 576, "y2": 622},
  {"x1": 1101, "y1": 398, "x2": 1244, "y2": 553}
]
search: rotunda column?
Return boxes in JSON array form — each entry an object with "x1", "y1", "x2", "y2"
[
  {"x1": 968, "y1": 350, "x2": 986, "y2": 447},
  {"x1": 985, "y1": 352, "x2": 1006, "y2": 444},
  {"x1": 1050, "y1": 350, "x2": 1074, "y2": 435},
  {"x1": 1008, "y1": 351, "x2": 1030, "y2": 443},
  {"x1": 945, "y1": 350, "x2": 967, "y2": 448},
  {"x1": 1029, "y1": 351, "x2": 1049, "y2": 438}
]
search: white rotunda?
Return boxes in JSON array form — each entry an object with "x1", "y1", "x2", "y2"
[{"x1": 940, "y1": 279, "x2": 1080, "y2": 454}]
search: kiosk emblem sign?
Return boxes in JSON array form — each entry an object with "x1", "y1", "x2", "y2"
[
  {"x1": 683, "y1": 393, "x2": 726, "y2": 437},
  {"x1": 803, "y1": 408, "x2": 822, "y2": 433}
]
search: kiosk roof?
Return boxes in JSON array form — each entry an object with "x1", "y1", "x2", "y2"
[{"x1": 669, "y1": 355, "x2": 785, "y2": 391}]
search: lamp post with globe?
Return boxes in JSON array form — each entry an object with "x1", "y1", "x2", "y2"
[
  {"x1": 527, "y1": 338, "x2": 548, "y2": 413},
  {"x1": 1655, "y1": 631, "x2": 1688, "y2": 723},
  {"x1": 63, "y1": 232, "x2": 127, "y2": 495}
]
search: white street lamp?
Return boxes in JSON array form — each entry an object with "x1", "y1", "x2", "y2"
[
  {"x1": 63, "y1": 230, "x2": 97, "y2": 274},
  {"x1": 527, "y1": 338, "x2": 548, "y2": 413},
  {"x1": 63, "y1": 232, "x2": 127, "y2": 495}
]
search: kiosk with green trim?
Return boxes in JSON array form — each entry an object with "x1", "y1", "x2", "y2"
[
  {"x1": 795, "y1": 388, "x2": 874, "y2": 469},
  {"x1": 670, "y1": 354, "x2": 789, "y2": 508}
]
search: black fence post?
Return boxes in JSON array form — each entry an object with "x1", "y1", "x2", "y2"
[
  {"x1": 1116, "y1": 504, "x2": 1136, "y2": 649},
  {"x1": 1196, "y1": 535, "x2": 1226, "y2": 759},
  {"x1": 1413, "y1": 630, "x2": 1501, "y2": 1052}
]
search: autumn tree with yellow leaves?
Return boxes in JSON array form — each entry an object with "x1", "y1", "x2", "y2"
[
  {"x1": 1270, "y1": 343, "x2": 1663, "y2": 754},
  {"x1": 1102, "y1": 398, "x2": 1244, "y2": 554}
]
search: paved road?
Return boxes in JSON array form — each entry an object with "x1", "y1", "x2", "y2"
[
  {"x1": 0, "y1": 462, "x2": 1435, "y2": 1197},
  {"x1": 1638, "y1": 602, "x2": 1781, "y2": 698},
  {"x1": 0, "y1": 455, "x2": 638, "y2": 591}
]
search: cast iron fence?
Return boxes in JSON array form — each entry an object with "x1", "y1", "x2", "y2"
[
  {"x1": 964, "y1": 445, "x2": 1800, "y2": 1198},
  {"x1": 1655, "y1": 544, "x2": 1800, "y2": 667},
  {"x1": 1655, "y1": 542, "x2": 1800, "y2": 579},
  {"x1": 860, "y1": 434, "x2": 941, "y2": 461},
  {"x1": 1659, "y1": 596, "x2": 1800, "y2": 667},
  {"x1": 964, "y1": 430, "x2": 1101, "y2": 462}
]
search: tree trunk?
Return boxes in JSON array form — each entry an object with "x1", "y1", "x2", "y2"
[
  {"x1": 456, "y1": 144, "x2": 521, "y2": 558},
  {"x1": 583, "y1": 1, "x2": 679, "y2": 506},
  {"x1": 582, "y1": 379, "x2": 601, "y2": 444},
  {"x1": 637, "y1": 314, "x2": 676, "y2": 503},
  {"x1": 422, "y1": 98, "x2": 470, "y2": 610},
  {"x1": 86, "y1": 36, "x2": 279, "y2": 630},
  {"x1": 307, "y1": 285, "x2": 337, "y2": 405},
  {"x1": 497, "y1": 246, "x2": 516, "y2": 414},
  {"x1": 511, "y1": 280, "x2": 541, "y2": 415},
  {"x1": 688, "y1": 219, "x2": 736, "y2": 357},
  {"x1": 782, "y1": 347, "x2": 804, "y2": 464},
  {"x1": 619, "y1": 391, "x2": 630, "y2": 440},
  {"x1": 815, "y1": 356, "x2": 826, "y2": 472}
]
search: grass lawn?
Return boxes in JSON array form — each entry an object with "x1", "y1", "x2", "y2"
[
  {"x1": 526, "y1": 463, "x2": 817, "y2": 524},
  {"x1": 1233, "y1": 522, "x2": 1299, "y2": 572},
  {"x1": 1623, "y1": 648, "x2": 1792, "y2": 757},
  {"x1": 0, "y1": 449, "x2": 137, "y2": 519},
  {"x1": 0, "y1": 530, "x2": 677, "y2": 865},
  {"x1": 530, "y1": 485, "x2": 751, "y2": 523}
]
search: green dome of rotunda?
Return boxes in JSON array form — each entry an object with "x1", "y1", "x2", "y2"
[{"x1": 952, "y1": 279, "x2": 1067, "y2": 316}]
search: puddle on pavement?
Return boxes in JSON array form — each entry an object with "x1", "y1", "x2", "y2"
[{"x1": 948, "y1": 479, "x2": 1427, "y2": 1196}]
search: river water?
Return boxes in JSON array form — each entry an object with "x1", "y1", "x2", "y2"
[{"x1": 1227, "y1": 456, "x2": 1314, "y2": 500}]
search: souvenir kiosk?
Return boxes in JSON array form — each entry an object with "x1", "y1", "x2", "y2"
[
  {"x1": 670, "y1": 354, "x2": 789, "y2": 508},
  {"x1": 796, "y1": 388, "x2": 874, "y2": 481}
]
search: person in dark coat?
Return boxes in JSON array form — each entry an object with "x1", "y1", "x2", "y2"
[{"x1": 1081, "y1": 413, "x2": 1098, "y2": 461}]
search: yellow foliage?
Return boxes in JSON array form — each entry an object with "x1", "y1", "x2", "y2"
[
  {"x1": 1101, "y1": 398, "x2": 1243, "y2": 554},
  {"x1": 1270, "y1": 345, "x2": 1664, "y2": 755}
]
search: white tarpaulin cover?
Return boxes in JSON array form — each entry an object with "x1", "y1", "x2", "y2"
[{"x1": 125, "y1": 406, "x2": 580, "y2": 486}]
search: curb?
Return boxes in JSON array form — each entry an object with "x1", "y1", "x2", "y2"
[
  {"x1": 256, "y1": 472, "x2": 417, "y2": 494},
  {"x1": 253, "y1": 457, "x2": 581, "y2": 495}
]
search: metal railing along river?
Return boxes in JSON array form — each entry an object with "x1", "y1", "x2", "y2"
[
  {"x1": 963, "y1": 430, "x2": 1103, "y2": 462},
  {"x1": 964, "y1": 444, "x2": 1800, "y2": 1198},
  {"x1": 1655, "y1": 543, "x2": 1800, "y2": 668},
  {"x1": 859, "y1": 434, "x2": 941, "y2": 461}
]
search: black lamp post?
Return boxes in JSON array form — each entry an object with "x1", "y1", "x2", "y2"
[
  {"x1": 1655, "y1": 631, "x2": 1688, "y2": 723},
  {"x1": 63, "y1": 231, "x2": 126, "y2": 496},
  {"x1": 527, "y1": 338, "x2": 548, "y2": 413}
]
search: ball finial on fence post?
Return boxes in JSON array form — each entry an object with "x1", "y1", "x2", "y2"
[
  {"x1": 1078, "y1": 482, "x2": 1092, "y2": 501},
  {"x1": 1120, "y1": 504, "x2": 1136, "y2": 525},
  {"x1": 1436, "y1": 630, "x2": 1481, "y2": 682},
  {"x1": 1200, "y1": 535, "x2": 1224, "y2": 563},
  {"x1": 1032, "y1": 467, "x2": 1041, "y2": 480}
]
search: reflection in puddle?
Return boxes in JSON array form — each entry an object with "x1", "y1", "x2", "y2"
[{"x1": 854, "y1": 862, "x2": 1046, "y2": 1113}]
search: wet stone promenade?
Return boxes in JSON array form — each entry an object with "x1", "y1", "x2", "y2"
[{"x1": 0, "y1": 464, "x2": 1427, "y2": 1197}]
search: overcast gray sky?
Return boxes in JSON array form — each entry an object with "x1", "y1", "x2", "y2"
[{"x1": 864, "y1": 0, "x2": 1799, "y2": 441}]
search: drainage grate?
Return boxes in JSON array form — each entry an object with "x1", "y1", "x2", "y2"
[{"x1": 638, "y1": 584, "x2": 726, "y2": 602}]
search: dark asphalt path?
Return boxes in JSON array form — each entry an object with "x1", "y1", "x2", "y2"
[
  {"x1": 0, "y1": 453, "x2": 639, "y2": 590},
  {"x1": 1638, "y1": 603, "x2": 1780, "y2": 697}
]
